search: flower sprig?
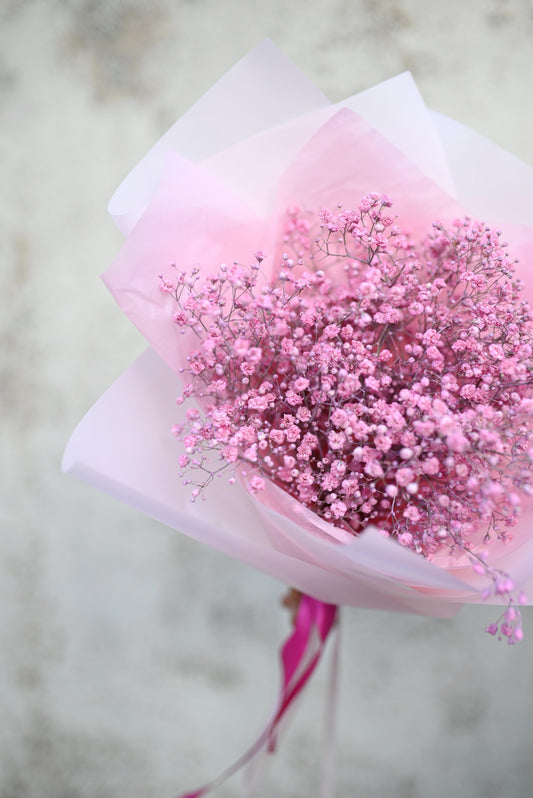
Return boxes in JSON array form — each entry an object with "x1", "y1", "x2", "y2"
[{"x1": 160, "y1": 194, "x2": 533, "y2": 642}]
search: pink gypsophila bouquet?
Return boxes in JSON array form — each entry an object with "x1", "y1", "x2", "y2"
[
  {"x1": 63, "y1": 40, "x2": 533, "y2": 794},
  {"x1": 164, "y1": 198, "x2": 533, "y2": 642},
  {"x1": 63, "y1": 40, "x2": 533, "y2": 631}
]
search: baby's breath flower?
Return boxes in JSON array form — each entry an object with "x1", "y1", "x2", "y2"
[{"x1": 164, "y1": 197, "x2": 533, "y2": 642}]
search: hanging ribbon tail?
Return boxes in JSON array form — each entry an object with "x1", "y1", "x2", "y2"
[{"x1": 176, "y1": 594, "x2": 338, "y2": 798}]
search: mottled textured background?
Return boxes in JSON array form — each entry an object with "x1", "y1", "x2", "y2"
[{"x1": 1, "y1": 1, "x2": 533, "y2": 797}]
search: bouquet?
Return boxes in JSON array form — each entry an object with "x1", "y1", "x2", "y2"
[{"x1": 63, "y1": 40, "x2": 533, "y2": 795}]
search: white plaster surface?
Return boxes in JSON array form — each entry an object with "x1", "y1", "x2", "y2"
[{"x1": 1, "y1": 1, "x2": 533, "y2": 796}]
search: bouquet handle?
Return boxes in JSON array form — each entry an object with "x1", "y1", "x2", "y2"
[{"x1": 177, "y1": 595, "x2": 338, "y2": 798}]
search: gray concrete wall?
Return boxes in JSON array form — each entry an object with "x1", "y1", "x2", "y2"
[{"x1": 1, "y1": 2, "x2": 532, "y2": 796}]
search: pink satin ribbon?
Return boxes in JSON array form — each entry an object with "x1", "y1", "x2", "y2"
[{"x1": 178, "y1": 594, "x2": 338, "y2": 798}]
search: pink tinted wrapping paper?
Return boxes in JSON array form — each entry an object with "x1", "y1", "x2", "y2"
[{"x1": 63, "y1": 40, "x2": 533, "y2": 617}]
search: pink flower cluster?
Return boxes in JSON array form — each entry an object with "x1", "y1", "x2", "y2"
[{"x1": 162, "y1": 194, "x2": 533, "y2": 642}]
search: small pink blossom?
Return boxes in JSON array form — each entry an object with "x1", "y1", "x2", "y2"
[
  {"x1": 364, "y1": 460, "x2": 384, "y2": 479},
  {"x1": 330, "y1": 500, "x2": 347, "y2": 519},
  {"x1": 328, "y1": 431, "x2": 346, "y2": 451},
  {"x1": 249, "y1": 475, "x2": 265, "y2": 492},
  {"x1": 222, "y1": 446, "x2": 239, "y2": 463},
  {"x1": 396, "y1": 467, "x2": 414, "y2": 487},
  {"x1": 269, "y1": 429, "x2": 285, "y2": 445},
  {"x1": 446, "y1": 429, "x2": 470, "y2": 453},
  {"x1": 285, "y1": 389, "x2": 303, "y2": 407},
  {"x1": 422, "y1": 457, "x2": 440, "y2": 476}
]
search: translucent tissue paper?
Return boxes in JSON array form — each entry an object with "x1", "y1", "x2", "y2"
[{"x1": 64, "y1": 41, "x2": 533, "y2": 623}]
